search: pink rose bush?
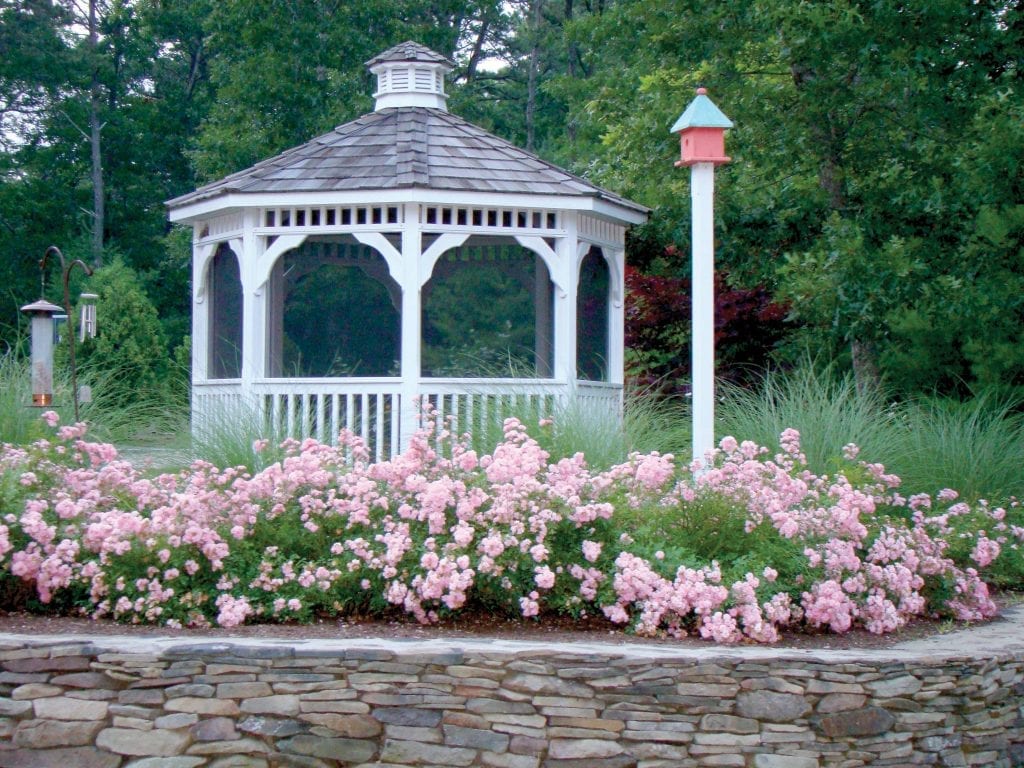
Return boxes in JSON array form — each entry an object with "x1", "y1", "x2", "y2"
[{"x1": 0, "y1": 410, "x2": 1017, "y2": 641}]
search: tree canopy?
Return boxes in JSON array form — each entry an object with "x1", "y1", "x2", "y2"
[{"x1": 0, "y1": 0, "x2": 1020, "y2": 397}]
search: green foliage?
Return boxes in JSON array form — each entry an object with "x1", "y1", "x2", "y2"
[
  {"x1": 0, "y1": 350, "x2": 66, "y2": 445},
  {"x1": 75, "y1": 259, "x2": 170, "y2": 408},
  {"x1": 895, "y1": 392, "x2": 1024, "y2": 502},
  {"x1": 719, "y1": 362, "x2": 1024, "y2": 501},
  {"x1": 423, "y1": 259, "x2": 538, "y2": 377},
  {"x1": 718, "y1": 362, "x2": 902, "y2": 476}
]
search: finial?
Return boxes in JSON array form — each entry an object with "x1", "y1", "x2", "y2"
[{"x1": 696, "y1": 87, "x2": 707, "y2": 95}]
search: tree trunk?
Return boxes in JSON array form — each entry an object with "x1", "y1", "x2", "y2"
[
  {"x1": 851, "y1": 337, "x2": 881, "y2": 394},
  {"x1": 525, "y1": 0, "x2": 542, "y2": 152},
  {"x1": 89, "y1": 0, "x2": 104, "y2": 268}
]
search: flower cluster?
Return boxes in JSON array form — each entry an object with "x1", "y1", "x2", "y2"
[{"x1": 0, "y1": 410, "x2": 1016, "y2": 642}]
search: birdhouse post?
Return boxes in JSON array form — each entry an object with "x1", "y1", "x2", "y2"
[{"x1": 671, "y1": 88, "x2": 733, "y2": 468}]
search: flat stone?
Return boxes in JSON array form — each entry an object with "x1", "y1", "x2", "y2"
[
  {"x1": 0, "y1": 699, "x2": 33, "y2": 717},
  {"x1": 816, "y1": 693, "x2": 867, "y2": 714},
  {"x1": 548, "y1": 739, "x2": 624, "y2": 759},
  {"x1": 819, "y1": 706, "x2": 896, "y2": 738},
  {"x1": 0, "y1": 746, "x2": 121, "y2": 768},
  {"x1": 154, "y1": 713, "x2": 199, "y2": 729},
  {"x1": 675, "y1": 683, "x2": 739, "y2": 697},
  {"x1": 380, "y1": 739, "x2": 476, "y2": 766},
  {"x1": 191, "y1": 716, "x2": 239, "y2": 741},
  {"x1": 481, "y1": 753, "x2": 540, "y2": 768},
  {"x1": 120, "y1": 690, "x2": 166, "y2": 706},
  {"x1": 699, "y1": 714, "x2": 758, "y2": 734},
  {"x1": 165, "y1": 684, "x2": 214, "y2": 698},
  {"x1": 185, "y1": 737, "x2": 271, "y2": 755},
  {"x1": 467, "y1": 699, "x2": 537, "y2": 715},
  {"x1": 97, "y1": 726, "x2": 192, "y2": 756},
  {"x1": 124, "y1": 759, "x2": 206, "y2": 768},
  {"x1": 385, "y1": 723, "x2": 445, "y2": 743},
  {"x1": 372, "y1": 707, "x2": 443, "y2": 727},
  {"x1": 33, "y1": 697, "x2": 108, "y2": 720},
  {"x1": 540, "y1": 758, "x2": 635, "y2": 768},
  {"x1": 165, "y1": 696, "x2": 239, "y2": 716},
  {"x1": 13, "y1": 718, "x2": 103, "y2": 748},
  {"x1": 694, "y1": 732, "x2": 760, "y2": 746},
  {"x1": 2, "y1": 656, "x2": 91, "y2": 673},
  {"x1": 696, "y1": 756, "x2": 745, "y2": 767},
  {"x1": 278, "y1": 734, "x2": 377, "y2": 762},
  {"x1": 735, "y1": 691, "x2": 810, "y2": 722},
  {"x1": 11, "y1": 684, "x2": 62, "y2": 699},
  {"x1": 110, "y1": 704, "x2": 157, "y2": 719},
  {"x1": 868, "y1": 675, "x2": 922, "y2": 698},
  {"x1": 113, "y1": 715, "x2": 154, "y2": 730},
  {"x1": 217, "y1": 682, "x2": 273, "y2": 699},
  {"x1": 51, "y1": 672, "x2": 122, "y2": 690},
  {"x1": 238, "y1": 715, "x2": 308, "y2": 737},
  {"x1": 240, "y1": 694, "x2": 300, "y2": 716},
  {"x1": 753, "y1": 756, "x2": 819, "y2": 768},
  {"x1": 300, "y1": 712, "x2": 382, "y2": 737},
  {"x1": 503, "y1": 673, "x2": 594, "y2": 698},
  {"x1": 444, "y1": 724, "x2": 511, "y2": 751},
  {"x1": 207, "y1": 758, "x2": 269, "y2": 768}
]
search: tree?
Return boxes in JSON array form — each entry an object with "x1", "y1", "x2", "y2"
[{"x1": 551, "y1": 0, "x2": 1023, "y2": 394}]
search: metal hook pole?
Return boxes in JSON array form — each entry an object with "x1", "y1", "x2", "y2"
[{"x1": 39, "y1": 246, "x2": 94, "y2": 421}]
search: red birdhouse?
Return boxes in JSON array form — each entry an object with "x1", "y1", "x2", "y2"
[{"x1": 671, "y1": 88, "x2": 733, "y2": 167}]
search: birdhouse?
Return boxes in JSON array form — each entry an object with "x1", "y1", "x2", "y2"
[
  {"x1": 671, "y1": 88, "x2": 733, "y2": 167},
  {"x1": 20, "y1": 298, "x2": 64, "y2": 406}
]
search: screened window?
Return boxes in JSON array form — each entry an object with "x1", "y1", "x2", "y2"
[
  {"x1": 208, "y1": 244, "x2": 242, "y2": 379},
  {"x1": 577, "y1": 246, "x2": 610, "y2": 381}
]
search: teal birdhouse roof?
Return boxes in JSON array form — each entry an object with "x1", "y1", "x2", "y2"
[{"x1": 670, "y1": 90, "x2": 733, "y2": 133}]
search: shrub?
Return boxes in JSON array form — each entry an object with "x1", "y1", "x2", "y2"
[
  {"x1": 0, "y1": 410, "x2": 1016, "y2": 643},
  {"x1": 74, "y1": 259, "x2": 169, "y2": 409}
]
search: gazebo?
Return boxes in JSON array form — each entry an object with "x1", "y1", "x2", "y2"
[{"x1": 167, "y1": 41, "x2": 648, "y2": 458}]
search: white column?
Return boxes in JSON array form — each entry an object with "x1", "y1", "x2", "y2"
[
  {"x1": 237, "y1": 210, "x2": 263, "y2": 409},
  {"x1": 691, "y1": 162, "x2": 716, "y2": 466},
  {"x1": 191, "y1": 235, "x2": 212, "y2": 384},
  {"x1": 399, "y1": 203, "x2": 422, "y2": 449},
  {"x1": 552, "y1": 213, "x2": 580, "y2": 400},
  {"x1": 607, "y1": 248, "x2": 626, "y2": 395}
]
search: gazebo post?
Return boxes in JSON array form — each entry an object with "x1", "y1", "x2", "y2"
[
  {"x1": 552, "y1": 213, "x2": 581, "y2": 403},
  {"x1": 607, "y1": 248, "x2": 626, "y2": 405},
  {"x1": 239, "y1": 212, "x2": 263, "y2": 414},
  {"x1": 671, "y1": 87, "x2": 733, "y2": 468},
  {"x1": 399, "y1": 203, "x2": 423, "y2": 448}
]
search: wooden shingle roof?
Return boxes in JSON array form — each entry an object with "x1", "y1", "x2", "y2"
[{"x1": 167, "y1": 107, "x2": 647, "y2": 214}]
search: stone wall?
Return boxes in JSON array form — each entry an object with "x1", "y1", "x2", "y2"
[{"x1": 0, "y1": 632, "x2": 1022, "y2": 768}]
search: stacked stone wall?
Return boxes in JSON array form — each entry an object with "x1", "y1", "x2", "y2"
[{"x1": 0, "y1": 635, "x2": 1022, "y2": 768}]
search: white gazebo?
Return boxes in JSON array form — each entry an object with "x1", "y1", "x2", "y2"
[{"x1": 167, "y1": 41, "x2": 647, "y2": 458}]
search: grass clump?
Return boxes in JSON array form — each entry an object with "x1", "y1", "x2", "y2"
[
  {"x1": 893, "y1": 391, "x2": 1024, "y2": 501},
  {"x1": 717, "y1": 361, "x2": 901, "y2": 475}
]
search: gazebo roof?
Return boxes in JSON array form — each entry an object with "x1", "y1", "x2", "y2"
[{"x1": 168, "y1": 47, "x2": 647, "y2": 217}]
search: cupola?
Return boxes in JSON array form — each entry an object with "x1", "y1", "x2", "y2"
[{"x1": 366, "y1": 41, "x2": 454, "y2": 112}]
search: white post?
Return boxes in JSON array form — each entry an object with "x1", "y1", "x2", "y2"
[
  {"x1": 552, "y1": 213, "x2": 580, "y2": 405},
  {"x1": 691, "y1": 162, "x2": 716, "y2": 466},
  {"x1": 399, "y1": 203, "x2": 422, "y2": 450}
]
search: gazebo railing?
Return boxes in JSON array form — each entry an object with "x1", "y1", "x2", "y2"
[
  {"x1": 254, "y1": 378, "x2": 403, "y2": 461},
  {"x1": 193, "y1": 378, "x2": 623, "y2": 462},
  {"x1": 418, "y1": 378, "x2": 565, "y2": 438}
]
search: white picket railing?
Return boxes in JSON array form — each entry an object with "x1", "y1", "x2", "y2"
[
  {"x1": 254, "y1": 379, "x2": 403, "y2": 462},
  {"x1": 192, "y1": 378, "x2": 622, "y2": 461}
]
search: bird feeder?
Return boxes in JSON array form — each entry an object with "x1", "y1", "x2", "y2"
[
  {"x1": 20, "y1": 299, "x2": 64, "y2": 406},
  {"x1": 671, "y1": 88, "x2": 733, "y2": 167}
]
